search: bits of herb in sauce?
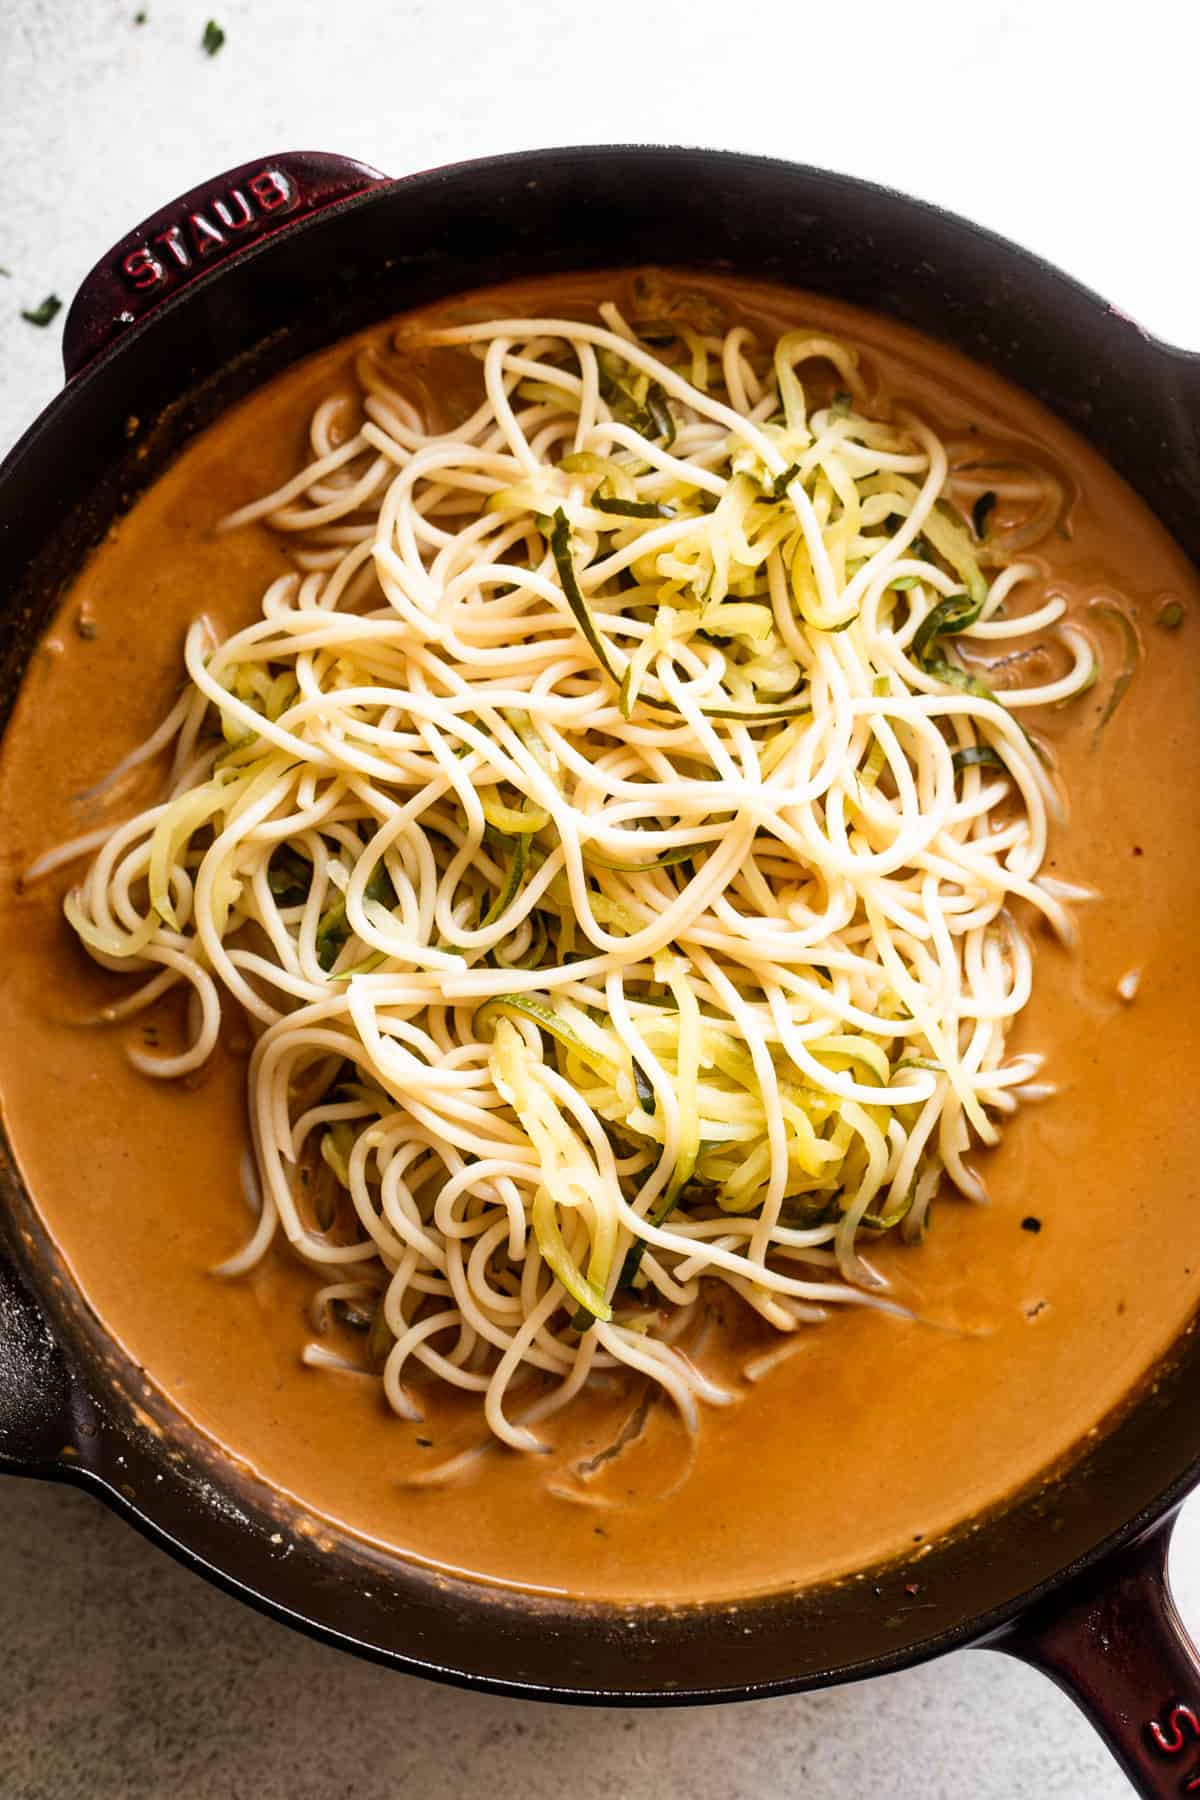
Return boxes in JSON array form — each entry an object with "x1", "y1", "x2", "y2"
[{"x1": 972, "y1": 489, "x2": 998, "y2": 538}]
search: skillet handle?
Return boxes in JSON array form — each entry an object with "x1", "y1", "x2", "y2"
[
  {"x1": 61, "y1": 149, "x2": 388, "y2": 379},
  {"x1": 990, "y1": 1511, "x2": 1200, "y2": 1797},
  {"x1": 0, "y1": 1240, "x2": 77, "y2": 1471}
]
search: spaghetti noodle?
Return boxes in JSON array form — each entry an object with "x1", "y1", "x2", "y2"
[{"x1": 58, "y1": 285, "x2": 1096, "y2": 1451}]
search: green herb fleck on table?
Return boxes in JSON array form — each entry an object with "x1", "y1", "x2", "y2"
[
  {"x1": 21, "y1": 294, "x2": 61, "y2": 328},
  {"x1": 134, "y1": 7, "x2": 148, "y2": 21},
  {"x1": 202, "y1": 18, "x2": 225, "y2": 54}
]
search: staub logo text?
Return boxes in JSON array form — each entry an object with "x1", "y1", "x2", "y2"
[{"x1": 120, "y1": 167, "x2": 300, "y2": 290}]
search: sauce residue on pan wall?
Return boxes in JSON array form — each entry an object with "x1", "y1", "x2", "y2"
[{"x1": 1, "y1": 272, "x2": 1198, "y2": 1604}]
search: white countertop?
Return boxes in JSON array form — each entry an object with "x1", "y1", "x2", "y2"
[{"x1": 2, "y1": 3, "x2": 1198, "y2": 1794}]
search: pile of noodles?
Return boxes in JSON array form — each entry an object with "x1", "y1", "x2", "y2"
[{"x1": 52, "y1": 280, "x2": 1098, "y2": 1452}]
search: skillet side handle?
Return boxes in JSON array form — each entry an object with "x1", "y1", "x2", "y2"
[
  {"x1": 989, "y1": 1512, "x2": 1200, "y2": 1798},
  {"x1": 0, "y1": 1242, "x2": 76, "y2": 1473},
  {"x1": 61, "y1": 150, "x2": 388, "y2": 379}
]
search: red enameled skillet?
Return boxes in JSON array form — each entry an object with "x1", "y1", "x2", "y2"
[{"x1": 2, "y1": 146, "x2": 1200, "y2": 1795}]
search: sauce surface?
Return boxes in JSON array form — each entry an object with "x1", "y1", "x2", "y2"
[{"x1": 2, "y1": 273, "x2": 1198, "y2": 1604}]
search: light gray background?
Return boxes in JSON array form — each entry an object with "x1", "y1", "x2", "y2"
[{"x1": 3, "y1": 3, "x2": 1199, "y2": 1795}]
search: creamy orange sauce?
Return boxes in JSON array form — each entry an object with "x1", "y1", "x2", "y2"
[{"x1": 1, "y1": 273, "x2": 1198, "y2": 1604}]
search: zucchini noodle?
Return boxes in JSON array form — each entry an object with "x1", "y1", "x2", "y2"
[{"x1": 58, "y1": 283, "x2": 1097, "y2": 1451}]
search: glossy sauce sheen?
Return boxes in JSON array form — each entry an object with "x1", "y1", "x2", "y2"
[{"x1": 1, "y1": 274, "x2": 1198, "y2": 1604}]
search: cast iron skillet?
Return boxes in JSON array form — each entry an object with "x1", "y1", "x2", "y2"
[{"x1": 1, "y1": 146, "x2": 1199, "y2": 1795}]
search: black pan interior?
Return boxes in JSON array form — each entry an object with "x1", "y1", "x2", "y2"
[{"x1": 2, "y1": 146, "x2": 1199, "y2": 1700}]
